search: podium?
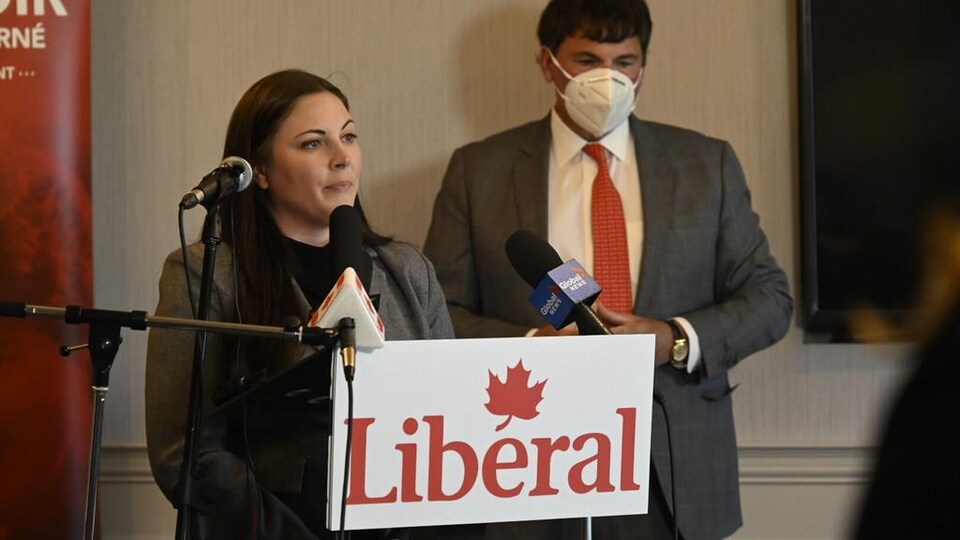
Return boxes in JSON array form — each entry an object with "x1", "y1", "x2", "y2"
[{"x1": 327, "y1": 335, "x2": 656, "y2": 530}]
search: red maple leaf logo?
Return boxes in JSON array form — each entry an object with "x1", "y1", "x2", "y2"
[{"x1": 484, "y1": 359, "x2": 547, "y2": 431}]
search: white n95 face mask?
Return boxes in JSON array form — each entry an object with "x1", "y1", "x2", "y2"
[{"x1": 549, "y1": 51, "x2": 642, "y2": 138}]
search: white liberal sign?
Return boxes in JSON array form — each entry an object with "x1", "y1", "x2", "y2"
[{"x1": 327, "y1": 335, "x2": 655, "y2": 530}]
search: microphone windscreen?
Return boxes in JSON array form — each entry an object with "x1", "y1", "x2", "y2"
[
  {"x1": 505, "y1": 230, "x2": 564, "y2": 288},
  {"x1": 220, "y1": 156, "x2": 254, "y2": 192},
  {"x1": 329, "y1": 204, "x2": 373, "y2": 290}
]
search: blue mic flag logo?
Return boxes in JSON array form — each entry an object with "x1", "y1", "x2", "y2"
[{"x1": 529, "y1": 260, "x2": 602, "y2": 329}]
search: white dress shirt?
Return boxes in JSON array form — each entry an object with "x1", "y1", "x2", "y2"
[{"x1": 545, "y1": 110, "x2": 702, "y2": 372}]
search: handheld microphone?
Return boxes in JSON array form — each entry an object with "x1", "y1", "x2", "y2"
[
  {"x1": 179, "y1": 156, "x2": 254, "y2": 210},
  {"x1": 505, "y1": 230, "x2": 612, "y2": 336}
]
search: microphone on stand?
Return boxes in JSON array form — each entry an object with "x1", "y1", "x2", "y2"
[
  {"x1": 328, "y1": 204, "x2": 373, "y2": 291},
  {"x1": 318, "y1": 205, "x2": 382, "y2": 535},
  {"x1": 505, "y1": 229, "x2": 611, "y2": 336},
  {"x1": 179, "y1": 156, "x2": 254, "y2": 210},
  {"x1": 309, "y1": 205, "x2": 385, "y2": 380}
]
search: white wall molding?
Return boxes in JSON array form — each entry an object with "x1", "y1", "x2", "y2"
[
  {"x1": 738, "y1": 444, "x2": 872, "y2": 485},
  {"x1": 100, "y1": 444, "x2": 155, "y2": 484},
  {"x1": 100, "y1": 443, "x2": 873, "y2": 486}
]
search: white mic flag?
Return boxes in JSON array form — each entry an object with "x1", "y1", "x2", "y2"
[{"x1": 309, "y1": 267, "x2": 385, "y2": 349}]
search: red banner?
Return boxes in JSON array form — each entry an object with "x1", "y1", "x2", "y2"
[{"x1": 0, "y1": 1, "x2": 92, "y2": 538}]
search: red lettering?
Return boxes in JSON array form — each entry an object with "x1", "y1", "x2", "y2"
[
  {"x1": 482, "y1": 438, "x2": 527, "y2": 498},
  {"x1": 345, "y1": 418, "x2": 398, "y2": 504},
  {"x1": 617, "y1": 407, "x2": 640, "y2": 491},
  {"x1": 344, "y1": 408, "x2": 641, "y2": 504},
  {"x1": 568, "y1": 433, "x2": 614, "y2": 494},
  {"x1": 395, "y1": 418, "x2": 423, "y2": 502},
  {"x1": 425, "y1": 415, "x2": 478, "y2": 501},
  {"x1": 529, "y1": 436, "x2": 570, "y2": 496}
]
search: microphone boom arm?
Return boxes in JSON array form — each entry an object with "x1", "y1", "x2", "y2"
[{"x1": 1, "y1": 301, "x2": 341, "y2": 346}]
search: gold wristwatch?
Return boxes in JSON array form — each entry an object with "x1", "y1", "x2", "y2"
[{"x1": 666, "y1": 319, "x2": 689, "y2": 369}]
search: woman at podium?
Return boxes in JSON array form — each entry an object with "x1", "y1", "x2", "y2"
[{"x1": 145, "y1": 69, "x2": 456, "y2": 539}]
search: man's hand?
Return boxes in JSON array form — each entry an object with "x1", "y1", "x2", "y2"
[
  {"x1": 594, "y1": 303, "x2": 673, "y2": 366},
  {"x1": 532, "y1": 323, "x2": 579, "y2": 337}
]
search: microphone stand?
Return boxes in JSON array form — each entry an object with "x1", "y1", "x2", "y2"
[
  {"x1": 0, "y1": 300, "x2": 341, "y2": 540},
  {"x1": 174, "y1": 206, "x2": 221, "y2": 539},
  {"x1": 63, "y1": 305, "x2": 132, "y2": 540},
  {"x1": 3, "y1": 301, "x2": 139, "y2": 540}
]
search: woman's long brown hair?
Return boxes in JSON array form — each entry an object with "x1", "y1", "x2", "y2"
[{"x1": 219, "y1": 69, "x2": 388, "y2": 373}]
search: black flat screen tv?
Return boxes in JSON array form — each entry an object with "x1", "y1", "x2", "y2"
[{"x1": 798, "y1": 0, "x2": 959, "y2": 341}]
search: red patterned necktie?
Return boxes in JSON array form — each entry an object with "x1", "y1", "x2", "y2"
[{"x1": 583, "y1": 142, "x2": 634, "y2": 313}]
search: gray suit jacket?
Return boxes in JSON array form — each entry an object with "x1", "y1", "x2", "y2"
[
  {"x1": 424, "y1": 116, "x2": 792, "y2": 539},
  {"x1": 145, "y1": 241, "x2": 454, "y2": 539}
]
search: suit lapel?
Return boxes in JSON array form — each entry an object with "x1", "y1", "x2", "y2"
[
  {"x1": 631, "y1": 117, "x2": 675, "y2": 314},
  {"x1": 512, "y1": 117, "x2": 551, "y2": 239}
]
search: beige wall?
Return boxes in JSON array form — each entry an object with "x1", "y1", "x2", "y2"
[{"x1": 92, "y1": 0, "x2": 911, "y2": 537}]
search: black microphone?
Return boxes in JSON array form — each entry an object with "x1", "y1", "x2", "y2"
[
  {"x1": 179, "y1": 156, "x2": 254, "y2": 210},
  {"x1": 311, "y1": 205, "x2": 385, "y2": 380},
  {"x1": 505, "y1": 229, "x2": 611, "y2": 336},
  {"x1": 329, "y1": 204, "x2": 373, "y2": 291}
]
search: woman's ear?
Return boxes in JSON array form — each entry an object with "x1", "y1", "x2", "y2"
[{"x1": 254, "y1": 166, "x2": 269, "y2": 190}]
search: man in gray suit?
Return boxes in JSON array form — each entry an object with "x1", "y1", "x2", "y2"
[{"x1": 424, "y1": 0, "x2": 791, "y2": 538}]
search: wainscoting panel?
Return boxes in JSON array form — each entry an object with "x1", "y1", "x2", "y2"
[
  {"x1": 98, "y1": 445, "x2": 871, "y2": 540},
  {"x1": 736, "y1": 445, "x2": 870, "y2": 539}
]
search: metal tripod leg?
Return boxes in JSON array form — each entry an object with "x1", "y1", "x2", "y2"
[{"x1": 84, "y1": 385, "x2": 109, "y2": 540}]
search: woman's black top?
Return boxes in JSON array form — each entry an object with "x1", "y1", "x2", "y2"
[{"x1": 284, "y1": 237, "x2": 335, "y2": 310}]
